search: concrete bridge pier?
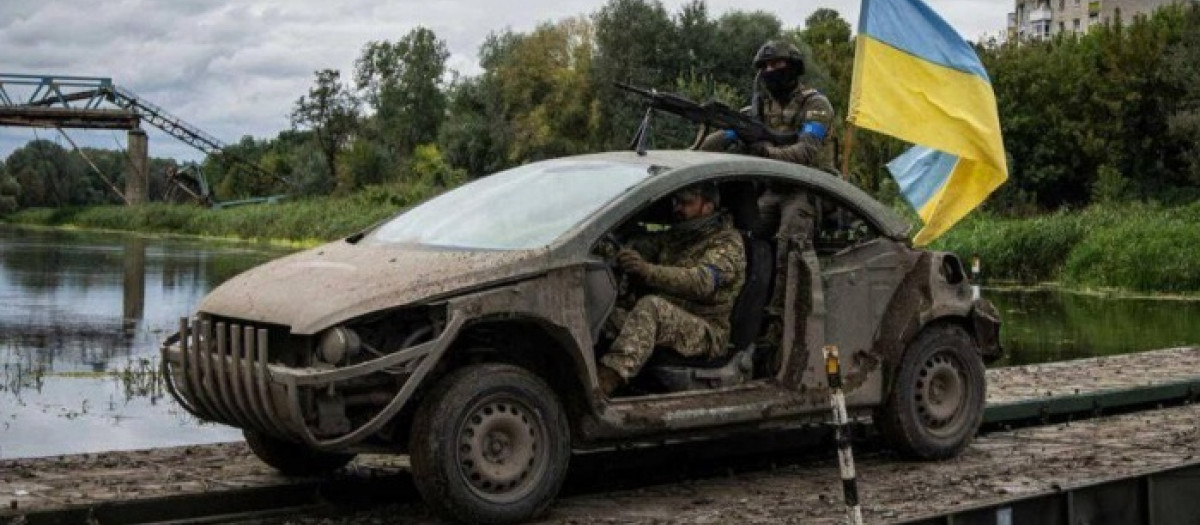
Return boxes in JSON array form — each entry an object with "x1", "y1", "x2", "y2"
[{"x1": 125, "y1": 128, "x2": 148, "y2": 205}]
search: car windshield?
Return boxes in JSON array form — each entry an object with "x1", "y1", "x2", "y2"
[{"x1": 366, "y1": 159, "x2": 654, "y2": 250}]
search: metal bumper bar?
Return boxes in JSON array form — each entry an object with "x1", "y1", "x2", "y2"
[{"x1": 161, "y1": 314, "x2": 463, "y2": 450}]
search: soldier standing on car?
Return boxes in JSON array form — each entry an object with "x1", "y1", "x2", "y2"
[
  {"x1": 597, "y1": 182, "x2": 746, "y2": 397},
  {"x1": 699, "y1": 40, "x2": 837, "y2": 172},
  {"x1": 699, "y1": 40, "x2": 837, "y2": 320}
]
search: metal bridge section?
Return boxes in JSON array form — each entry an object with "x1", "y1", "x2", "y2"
[
  {"x1": 0, "y1": 74, "x2": 138, "y2": 129},
  {"x1": 0, "y1": 73, "x2": 289, "y2": 204},
  {"x1": 897, "y1": 460, "x2": 1200, "y2": 525}
]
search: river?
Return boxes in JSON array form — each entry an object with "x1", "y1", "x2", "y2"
[
  {"x1": 1, "y1": 226, "x2": 1198, "y2": 459},
  {"x1": 0, "y1": 226, "x2": 289, "y2": 459}
]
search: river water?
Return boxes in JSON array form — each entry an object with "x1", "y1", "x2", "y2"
[
  {"x1": 0, "y1": 226, "x2": 290, "y2": 459},
  {"x1": 1, "y1": 226, "x2": 1198, "y2": 459}
]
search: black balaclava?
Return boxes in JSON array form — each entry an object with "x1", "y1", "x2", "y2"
[{"x1": 762, "y1": 65, "x2": 800, "y2": 101}]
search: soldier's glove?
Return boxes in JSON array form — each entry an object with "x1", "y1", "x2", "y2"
[
  {"x1": 747, "y1": 140, "x2": 773, "y2": 158},
  {"x1": 617, "y1": 248, "x2": 651, "y2": 276}
]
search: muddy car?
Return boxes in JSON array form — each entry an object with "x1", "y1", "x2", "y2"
[{"x1": 162, "y1": 150, "x2": 1001, "y2": 524}]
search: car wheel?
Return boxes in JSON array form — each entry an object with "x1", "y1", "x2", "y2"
[
  {"x1": 243, "y1": 429, "x2": 355, "y2": 475},
  {"x1": 876, "y1": 324, "x2": 985, "y2": 460},
  {"x1": 410, "y1": 363, "x2": 571, "y2": 525}
]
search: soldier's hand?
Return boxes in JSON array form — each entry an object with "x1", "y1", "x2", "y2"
[
  {"x1": 617, "y1": 248, "x2": 650, "y2": 276},
  {"x1": 747, "y1": 141, "x2": 773, "y2": 157}
]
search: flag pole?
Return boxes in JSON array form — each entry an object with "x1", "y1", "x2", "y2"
[{"x1": 840, "y1": 122, "x2": 856, "y2": 181}]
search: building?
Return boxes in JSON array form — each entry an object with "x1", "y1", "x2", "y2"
[{"x1": 1008, "y1": 0, "x2": 1186, "y2": 40}]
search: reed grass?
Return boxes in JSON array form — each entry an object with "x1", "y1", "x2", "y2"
[
  {"x1": 3, "y1": 181, "x2": 439, "y2": 244},
  {"x1": 934, "y1": 202, "x2": 1200, "y2": 293}
]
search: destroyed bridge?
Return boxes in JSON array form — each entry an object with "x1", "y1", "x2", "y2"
[{"x1": 0, "y1": 73, "x2": 286, "y2": 205}]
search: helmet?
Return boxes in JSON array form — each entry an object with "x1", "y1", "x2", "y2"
[{"x1": 753, "y1": 41, "x2": 805, "y2": 75}]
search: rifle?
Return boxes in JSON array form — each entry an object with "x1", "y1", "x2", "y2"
[{"x1": 614, "y1": 82, "x2": 798, "y2": 149}]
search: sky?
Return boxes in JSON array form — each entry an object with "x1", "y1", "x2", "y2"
[{"x1": 0, "y1": 0, "x2": 1011, "y2": 163}]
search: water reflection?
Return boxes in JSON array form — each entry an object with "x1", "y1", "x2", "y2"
[
  {"x1": 988, "y1": 288, "x2": 1200, "y2": 366},
  {"x1": 0, "y1": 226, "x2": 291, "y2": 459}
]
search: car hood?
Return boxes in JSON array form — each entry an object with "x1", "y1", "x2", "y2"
[{"x1": 198, "y1": 240, "x2": 549, "y2": 334}]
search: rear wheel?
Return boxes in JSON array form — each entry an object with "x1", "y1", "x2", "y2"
[
  {"x1": 876, "y1": 324, "x2": 985, "y2": 460},
  {"x1": 243, "y1": 430, "x2": 355, "y2": 475},
  {"x1": 410, "y1": 363, "x2": 570, "y2": 525}
]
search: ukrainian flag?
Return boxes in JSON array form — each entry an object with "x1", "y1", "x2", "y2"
[{"x1": 848, "y1": 0, "x2": 1008, "y2": 246}]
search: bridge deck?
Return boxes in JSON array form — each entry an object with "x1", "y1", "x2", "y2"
[
  {"x1": 1, "y1": 346, "x2": 1198, "y2": 524},
  {"x1": 0, "y1": 106, "x2": 138, "y2": 129}
]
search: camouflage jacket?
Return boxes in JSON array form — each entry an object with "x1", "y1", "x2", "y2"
[
  {"x1": 697, "y1": 83, "x2": 837, "y2": 173},
  {"x1": 754, "y1": 83, "x2": 837, "y2": 173},
  {"x1": 630, "y1": 214, "x2": 746, "y2": 349}
]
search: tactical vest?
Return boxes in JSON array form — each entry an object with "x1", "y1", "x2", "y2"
[{"x1": 755, "y1": 85, "x2": 838, "y2": 173}]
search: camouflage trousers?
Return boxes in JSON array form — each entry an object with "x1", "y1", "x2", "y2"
[
  {"x1": 758, "y1": 188, "x2": 815, "y2": 311},
  {"x1": 600, "y1": 295, "x2": 724, "y2": 380}
]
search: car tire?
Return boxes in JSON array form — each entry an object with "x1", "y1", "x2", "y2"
[
  {"x1": 243, "y1": 429, "x2": 355, "y2": 475},
  {"x1": 410, "y1": 363, "x2": 571, "y2": 525},
  {"x1": 876, "y1": 324, "x2": 985, "y2": 460}
]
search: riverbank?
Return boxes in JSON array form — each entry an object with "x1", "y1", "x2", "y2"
[
  {"x1": 4, "y1": 197, "x2": 1199, "y2": 294},
  {"x1": 933, "y1": 202, "x2": 1200, "y2": 294},
  {"x1": 1, "y1": 182, "x2": 438, "y2": 247}
]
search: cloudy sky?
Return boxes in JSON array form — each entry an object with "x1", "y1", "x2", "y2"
[{"x1": 0, "y1": 0, "x2": 1011, "y2": 163}]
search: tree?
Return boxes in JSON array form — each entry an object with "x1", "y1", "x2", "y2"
[
  {"x1": 494, "y1": 18, "x2": 601, "y2": 162},
  {"x1": 797, "y1": 8, "x2": 853, "y2": 112},
  {"x1": 439, "y1": 73, "x2": 511, "y2": 177},
  {"x1": 1164, "y1": 3, "x2": 1200, "y2": 186},
  {"x1": 355, "y1": 27, "x2": 450, "y2": 156},
  {"x1": 0, "y1": 160, "x2": 19, "y2": 214},
  {"x1": 674, "y1": 1, "x2": 718, "y2": 74},
  {"x1": 291, "y1": 69, "x2": 360, "y2": 189},
  {"x1": 592, "y1": 0, "x2": 680, "y2": 148},
  {"x1": 709, "y1": 10, "x2": 784, "y2": 95}
]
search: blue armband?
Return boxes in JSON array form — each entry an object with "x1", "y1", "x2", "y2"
[
  {"x1": 704, "y1": 264, "x2": 722, "y2": 291},
  {"x1": 723, "y1": 129, "x2": 738, "y2": 141},
  {"x1": 800, "y1": 121, "x2": 828, "y2": 141}
]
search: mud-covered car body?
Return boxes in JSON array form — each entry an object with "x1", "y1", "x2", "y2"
[{"x1": 163, "y1": 150, "x2": 1000, "y2": 520}]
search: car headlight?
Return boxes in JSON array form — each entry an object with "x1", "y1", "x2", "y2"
[{"x1": 316, "y1": 327, "x2": 361, "y2": 364}]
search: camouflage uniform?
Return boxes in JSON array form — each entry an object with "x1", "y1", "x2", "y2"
[
  {"x1": 700, "y1": 83, "x2": 836, "y2": 311},
  {"x1": 698, "y1": 83, "x2": 837, "y2": 174},
  {"x1": 601, "y1": 214, "x2": 746, "y2": 380}
]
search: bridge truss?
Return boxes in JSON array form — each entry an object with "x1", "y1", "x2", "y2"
[{"x1": 0, "y1": 73, "x2": 292, "y2": 201}]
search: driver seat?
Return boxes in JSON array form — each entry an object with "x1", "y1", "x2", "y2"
[{"x1": 647, "y1": 183, "x2": 773, "y2": 391}]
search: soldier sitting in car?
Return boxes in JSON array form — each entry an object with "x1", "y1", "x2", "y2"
[{"x1": 597, "y1": 182, "x2": 746, "y2": 397}]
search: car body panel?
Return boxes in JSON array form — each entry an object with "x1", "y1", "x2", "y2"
[{"x1": 198, "y1": 238, "x2": 550, "y2": 335}]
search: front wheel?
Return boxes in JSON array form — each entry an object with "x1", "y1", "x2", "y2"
[
  {"x1": 410, "y1": 364, "x2": 571, "y2": 525},
  {"x1": 875, "y1": 324, "x2": 986, "y2": 460},
  {"x1": 243, "y1": 430, "x2": 355, "y2": 476}
]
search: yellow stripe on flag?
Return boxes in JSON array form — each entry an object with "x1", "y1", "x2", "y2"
[
  {"x1": 914, "y1": 157, "x2": 1005, "y2": 245},
  {"x1": 850, "y1": 37, "x2": 1005, "y2": 171},
  {"x1": 849, "y1": 35, "x2": 1008, "y2": 245}
]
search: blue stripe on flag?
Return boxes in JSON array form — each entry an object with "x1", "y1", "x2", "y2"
[
  {"x1": 859, "y1": 0, "x2": 990, "y2": 81},
  {"x1": 887, "y1": 145, "x2": 958, "y2": 212}
]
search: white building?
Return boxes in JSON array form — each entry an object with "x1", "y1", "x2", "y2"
[{"x1": 1008, "y1": 0, "x2": 1188, "y2": 40}]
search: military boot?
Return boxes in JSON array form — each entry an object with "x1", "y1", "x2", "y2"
[{"x1": 597, "y1": 365, "x2": 624, "y2": 398}]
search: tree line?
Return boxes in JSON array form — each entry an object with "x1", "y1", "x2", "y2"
[{"x1": 2, "y1": 0, "x2": 1198, "y2": 216}]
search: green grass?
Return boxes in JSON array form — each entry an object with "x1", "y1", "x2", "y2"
[
  {"x1": 3, "y1": 181, "x2": 440, "y2": 245},
  {"x1": 933, "y1": 202, "x2": 1200, "y2": 293}
]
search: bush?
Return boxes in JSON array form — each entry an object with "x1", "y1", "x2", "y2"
[
  {"x1": 934, "y1": 203, "x2": 1200, "y2": 293},
  {"x1": 1063, "y1": 208, "x2": 1200, "y2": 292},
  {"x1": 933, "y1": 211, "x2": 1087, "y2": 282}
]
